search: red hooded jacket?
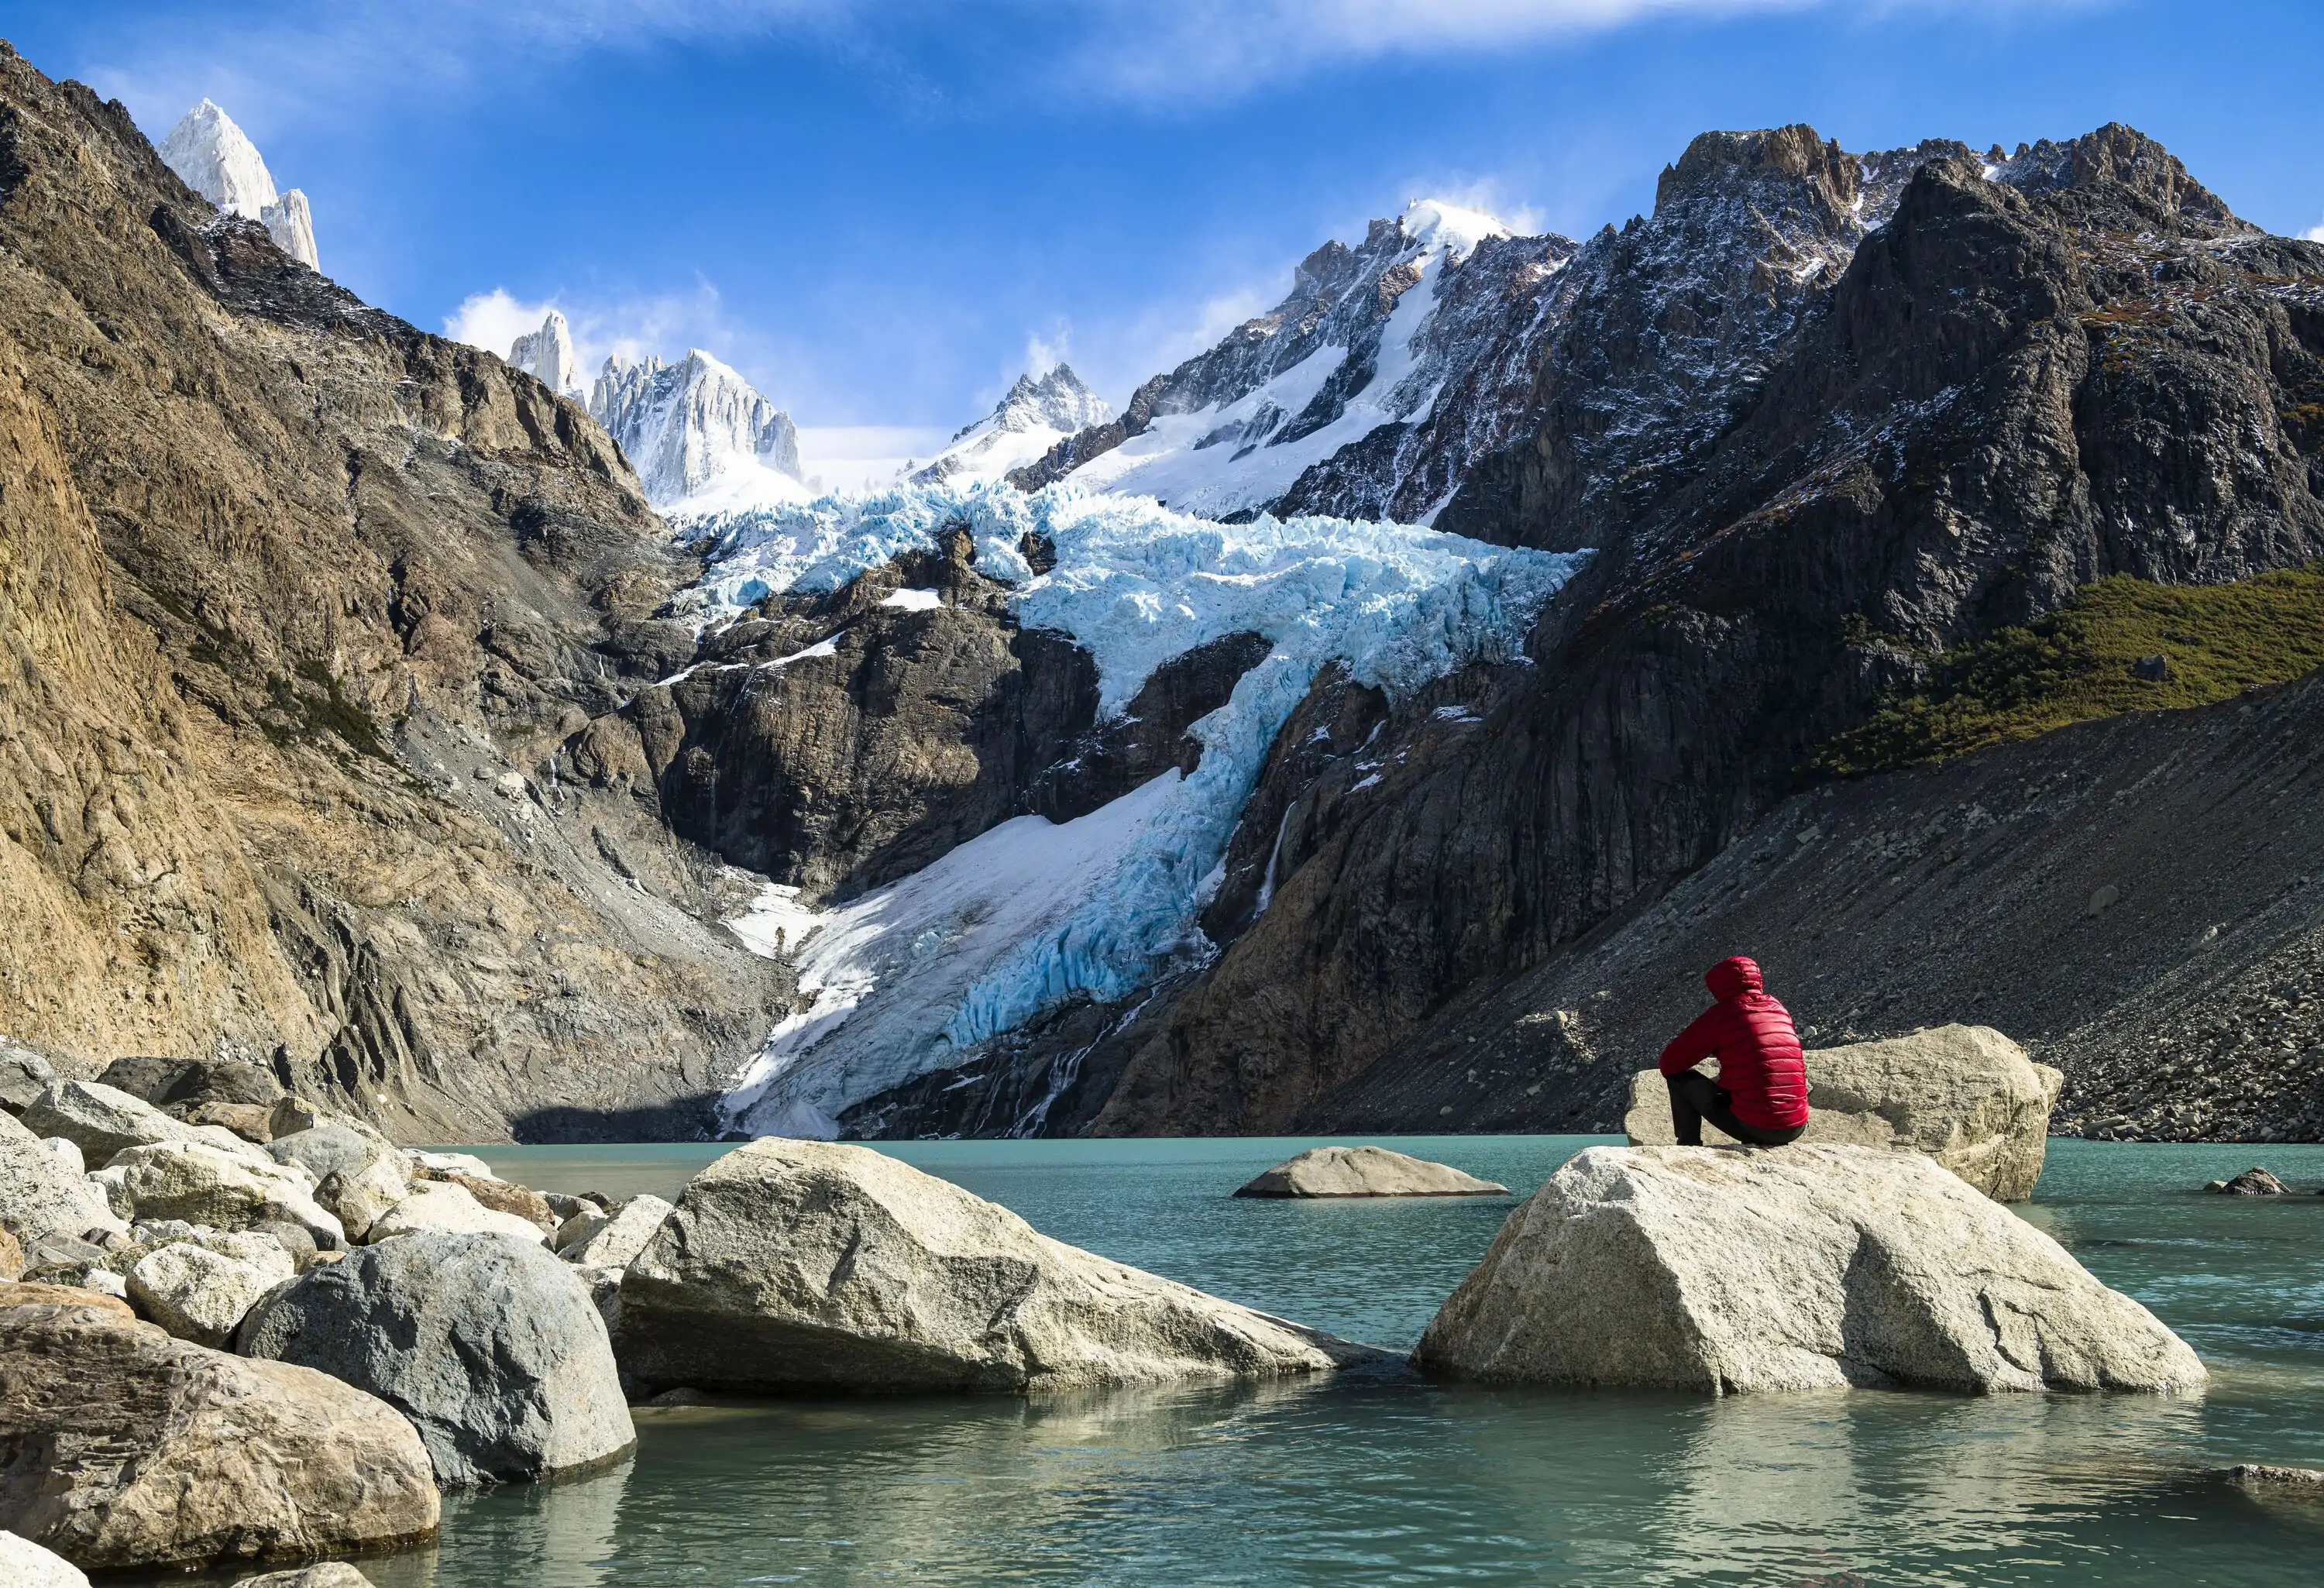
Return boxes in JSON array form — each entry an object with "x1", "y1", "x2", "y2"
[{"x1": 1657, "y1": 956, "x2": 1810, "y2": 1131}]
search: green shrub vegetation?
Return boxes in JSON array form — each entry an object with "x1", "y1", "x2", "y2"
[{"x1": 1812, "y1": 562, "x2": 2324, "y2": 776}]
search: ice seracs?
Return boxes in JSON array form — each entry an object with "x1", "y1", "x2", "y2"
[
  {"x1": 509, "y1": 311, "x2": 583, "y2": 398},
  {"x1": 587, "y1": 349, "x2": 809, "y2": 511},
  {"x1": 913, "y1": 364, "x2": 1114, "y2": 487},
  {"x1": 156, "y1": 99, "x2": 319, "y2": 270},
  {"x1": 693, "y1": 481, "x2": 1588, "y2": 1137}
]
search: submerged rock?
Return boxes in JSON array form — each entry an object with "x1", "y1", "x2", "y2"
[
  {"x1": 0, "y1": 1299, "x2": 438, "y2": 1569},
  {"x1": 1235, "y1": 1146, "x2": 1507, "y2": 1198},
  {"x1": 237, "y1": 1232, "x2": 634, "y2": 1487},
  {"x1": 231, "y1": 1566, "x2": 378, "y2": 1588},
  {"x1": 617, "y1": 1139, "x2": 1375, "y2": 1395},
  {"x1": 1413, "y1": 1144, "x2": 2205, "y2": 1394},
  {"x1": 1623, "y1": 1025, "x2": 2063, "y2": 1200}
]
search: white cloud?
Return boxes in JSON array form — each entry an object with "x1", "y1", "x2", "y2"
[
  {"x1": 795, "y1": 424, "x2": 951, "y2": 491},
  {"x1": 442, "y1": 279, "x2": 790, "y2": 400},
  {"x1": 443, "y1": 288, "x2": 553, "y2": 363},
  {"x1": 1023, "y1": 330, "x2": 1065, "y2": 378},
  {"x1": 2307, "y1": 221, "x2": 2324, "y2": 242}
]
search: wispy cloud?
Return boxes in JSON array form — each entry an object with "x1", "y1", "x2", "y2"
[
  {"x1": 2307, "y1": 220, "x2": 2324, "y2": 242},
  {"x1": 442, "y1": 279, "x2": 791, "y2": 397}
]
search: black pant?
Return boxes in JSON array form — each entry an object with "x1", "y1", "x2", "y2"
[{"x1": 1666, "y1": 1070, "x2": 1807, "y2": 1148}]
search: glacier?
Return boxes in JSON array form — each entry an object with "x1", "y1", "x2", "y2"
[{"x1": 697, "y1": 481, "x2": 1588, "y2": 1137}]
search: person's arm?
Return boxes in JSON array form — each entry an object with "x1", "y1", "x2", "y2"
[{"x1": 1658, "y1": 1004, "x2": 1728, "y2": 1077}]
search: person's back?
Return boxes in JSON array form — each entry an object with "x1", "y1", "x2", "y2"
[{"x1": 1657, "y1": 956, "x2": 1809, "y2": 1146}]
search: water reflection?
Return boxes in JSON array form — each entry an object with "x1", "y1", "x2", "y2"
[{"x1": 370, "y1": 1454, "x2": 634, "y2": 1588}]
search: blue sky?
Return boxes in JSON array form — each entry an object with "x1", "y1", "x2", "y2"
[{"x1": 9, "y1": 2, "x2": 2322, "y2": 480}]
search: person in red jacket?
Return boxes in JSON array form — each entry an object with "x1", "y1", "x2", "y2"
[{"x1": 1658, "y1": 955, "x2": 1810, "y2": 1147}]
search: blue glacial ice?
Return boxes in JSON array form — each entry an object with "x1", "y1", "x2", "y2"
[{"x1": 693, "y1": 482, "x2": 1590, "y2": 1136}]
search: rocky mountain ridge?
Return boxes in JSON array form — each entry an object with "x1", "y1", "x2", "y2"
[{"x1": 912, "y1": 364, "x2": 1112, "y2": 486}]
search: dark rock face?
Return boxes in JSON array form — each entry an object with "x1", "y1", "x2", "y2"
[
  {"x1": 1084, "y1": 124, "x2": 2324, "y2": 1136},
  {"x1": 1027, "y1": 631, "x2": 1272, "y2": 822},
  {"x1": 587, "y1": 530, "x2": 1102, "y2": 901},
  {"x1": 97, "y1": 1057, "x2": 280, "y2": 1112},
  {"x1": 0, "y1": 45, "x2": 784, "y2": 1140}
]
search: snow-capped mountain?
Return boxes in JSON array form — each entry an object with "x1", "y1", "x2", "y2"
[
  {"x1": 586, "y1": 347, "x2": 808, "y2": 511},
  {"x1": 910, "y1": 364, "x2": 1113, "y2": 486},
  {"x1": 156, "y1": 99, "x2": 319, "y2": 270},
  {"x1": 508, "y1": 309, "x2": 583, "y2": 397},
  {"x1": 1012, "y1": 200, "x2": 1576, "y2": 523}
]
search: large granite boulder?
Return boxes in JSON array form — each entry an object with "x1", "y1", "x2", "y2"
[
  {"x1": 100, "y1": 1142, "x2": 342, "y2": 1249},
  {"x1": 0, "y1": 1136, "x2": 125, "y2": 1248},
  {"x1": 20, "y1": 1082, "x2": 266, "y2": 1169},
  {"x1": 0, "y1": 1529, "x2": 88, "y2": 1586},
  {"x1": 0, "y1": 1040, "x2": 58, "y2": 1113},
  {"x1": 616, "y1": 1139, "x2": 1373, "y2": 1396},
  {"x1": 95, "y1": 1057, "x2": 282, "y2": 1115},
  {"x1": 0, "y1": 1299, "x2": 438, "y2": 1570},
  {"x1": 1623, "y1": 1025, "x2": 2064, "y2": 1200},
  {"x1": 410, "y1": 1168, "x2": 555, "y2": 1235},
  {"x1": 1414, "y1": 1144, "x2": 2205, "y2": 1394},
  {"x1": 126, "y1": 1235, "x2": 297, "y2": 1347},
  {"x1": 1235, "y1": 1146, "x2": 1507, "y2": 1198},
  {"x1": 237, "y1": 1232, "x2": 634, "y2": 1487},
  {"x1": 555, "y1": 1194, "x2": 672, "y2": 1268},
  {"x1": 363, "y1": 1181, "x2": 546, "y2": 1246}
]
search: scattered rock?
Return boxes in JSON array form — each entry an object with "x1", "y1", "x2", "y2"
[
  {"x1": 1623, "y1": 1025, "x2": 2064, "y2": 1200},
  {"x1": 0, "y1": 1135, "x2": 125, "y2": 1247},
  {"x1": 230, "y1": 1566, "x2": 377, "y2": 1588},
  {"x1": 541, "y1": 1192, "x2": 595, "y2": 1222},
  {"x1": 2210, "y1": 1167, "x2": 2294, "y2": 1195},
  {"x1": 363, "y1": 1181, "x2": 548, "y2": 1246},
  {"x1": 1234, "y1": 1146, "x2": 1508, "y2": 1198},
  {"x1": 1413, "y1": 1144, "x2": 2206, "y2": 1394},
  {"x1": 0, "y1": 1281, "x2": 133, "y2": 1318},
  {"x1": 555, "y1": 1195, "x2": 672, "y2": 1269},
  {"x1": 183, "y1": 1102, "x2": 275, "y2": 1143},
  {"x1": 20, "y1": 1082, "x2": 264, "y2": 1169},
  {"x1": 238, "y1": 1232, "x2": 634, "y2": 1487},
  {"x1": 412, "y1": 1169, "x2": 554, "y2": 1234},
  {"x1": 101, "y1": 1142, "x2": 344, "y2": 1249},
  {"x1": 0, "y1": 1300, "x2": 439, "y2": 1569},
  {"x1": 267, "y1": 1097, "x2": 327, "y2": 1139},
  {"x1": 0, "y1": 1229, "x2": 20, "y2": 1282},
  {"x1": 552, "y1": 1206, "x2": 609, "y2": 1253},
  {"x1": 404, "y1": 1150, "x2": 496, "y2": 1181},
  {"x1": 270, "y1": 1127, "x2": 411, "y2": 1242},
  {"x1": 617, "y1": 1139, "x2": 1374, "y2": 1395},
  {"x1": 2133, "y1": 653, "x2": 2171, "y2": 682},
  {"x1": 126, "y1": 1236, "x2": 296, "y2": 1347},
  {"x1": 0, "y1": 1042, "x2": 57, "y2": 1113},
  {"x1": 0, "y1": 1529, "x2": 88, "y2": 1586},
  {"x1": 96, "y1": 1057, "x2": 283, "y2": 1116}
]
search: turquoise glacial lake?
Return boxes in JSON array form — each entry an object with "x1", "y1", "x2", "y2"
[{"x1": 200, "y1": 1138, "x2": 2324, "y2": 1584}]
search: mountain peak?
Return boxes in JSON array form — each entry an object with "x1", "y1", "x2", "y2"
[
  {"x1": 509, "y1": 311, "x2": 583, "y2": 397},
  {"x1": 1397, "y1": 198, "x2": 1510, "y2": 263},
  {"x1": 157, "y1": 98, "x2": 319, "y2": 270},
  {"x1": 588, "y1": 347, "x2": 806, "y2": 510}
]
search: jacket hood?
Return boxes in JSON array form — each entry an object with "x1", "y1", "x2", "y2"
[{"x1": 1706, "y1": 956, "x2": 1763, "y2": 1000}]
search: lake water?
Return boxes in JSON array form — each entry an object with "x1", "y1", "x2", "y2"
[{"x1": 184, "y1": 1138, "x2": 2324, "y2": 1585}]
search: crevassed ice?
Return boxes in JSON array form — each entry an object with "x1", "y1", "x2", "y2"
[{"x1": 694, "y1": 482, "x2": 1590, "y2": 1137}]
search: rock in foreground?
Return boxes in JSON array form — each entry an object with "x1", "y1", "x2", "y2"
[
  {"x1": 238, "y1": 1233, "x2": 633, "y2": 1487},
  {"x1": 1236, "y1": 1146, "x2": 1508, "y2": 1198},
  {"x1": 0, "y1": 1529, "x2": 88, "y2": 1586},
  {"x1": 0, "y1": 1299, "x2": 438, "y2": 1569},
  {"x1": 617, "y1": 1139, "x2": 1373, "y2": 1395},
  {"x1": 1624, "y1": 1025, "x2": 2063, "y2": 1200},
  {"x1": 1414, "y1": 1144, "x2": 2204, "y2": 1394}
]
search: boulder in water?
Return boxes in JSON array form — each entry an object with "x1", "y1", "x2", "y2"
[
  {"x1": 1235, "y1": 1145, "x2": 1508, "y2": 1198},
  {"x1": 1623, "y1": 1024, "x2": 2063, "y2": 1200},
  {"x1": 616, "y1": 1139, "x2": 1377, "y2": 1395},
  {"x1": 0, "y1": 1299, "x2": 438, "y2": 1569},
  {"x1": 232, "y1": 1566, "x2": 378, "y2": 1588},
  {"x1": 1413, "y1": 1143, "x2": 2205, "y2": 1394},
  {"x1": 237, "y1": 1232, "x2": 634, "y2": 1487},
  {"x1": 2208, "y1": 1167, "x2": 2294, "y2": 1195}
]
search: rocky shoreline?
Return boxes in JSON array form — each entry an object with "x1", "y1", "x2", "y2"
[{"x1": 0, "y1": 1046, "x2": 2217, "y2": 1579}]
